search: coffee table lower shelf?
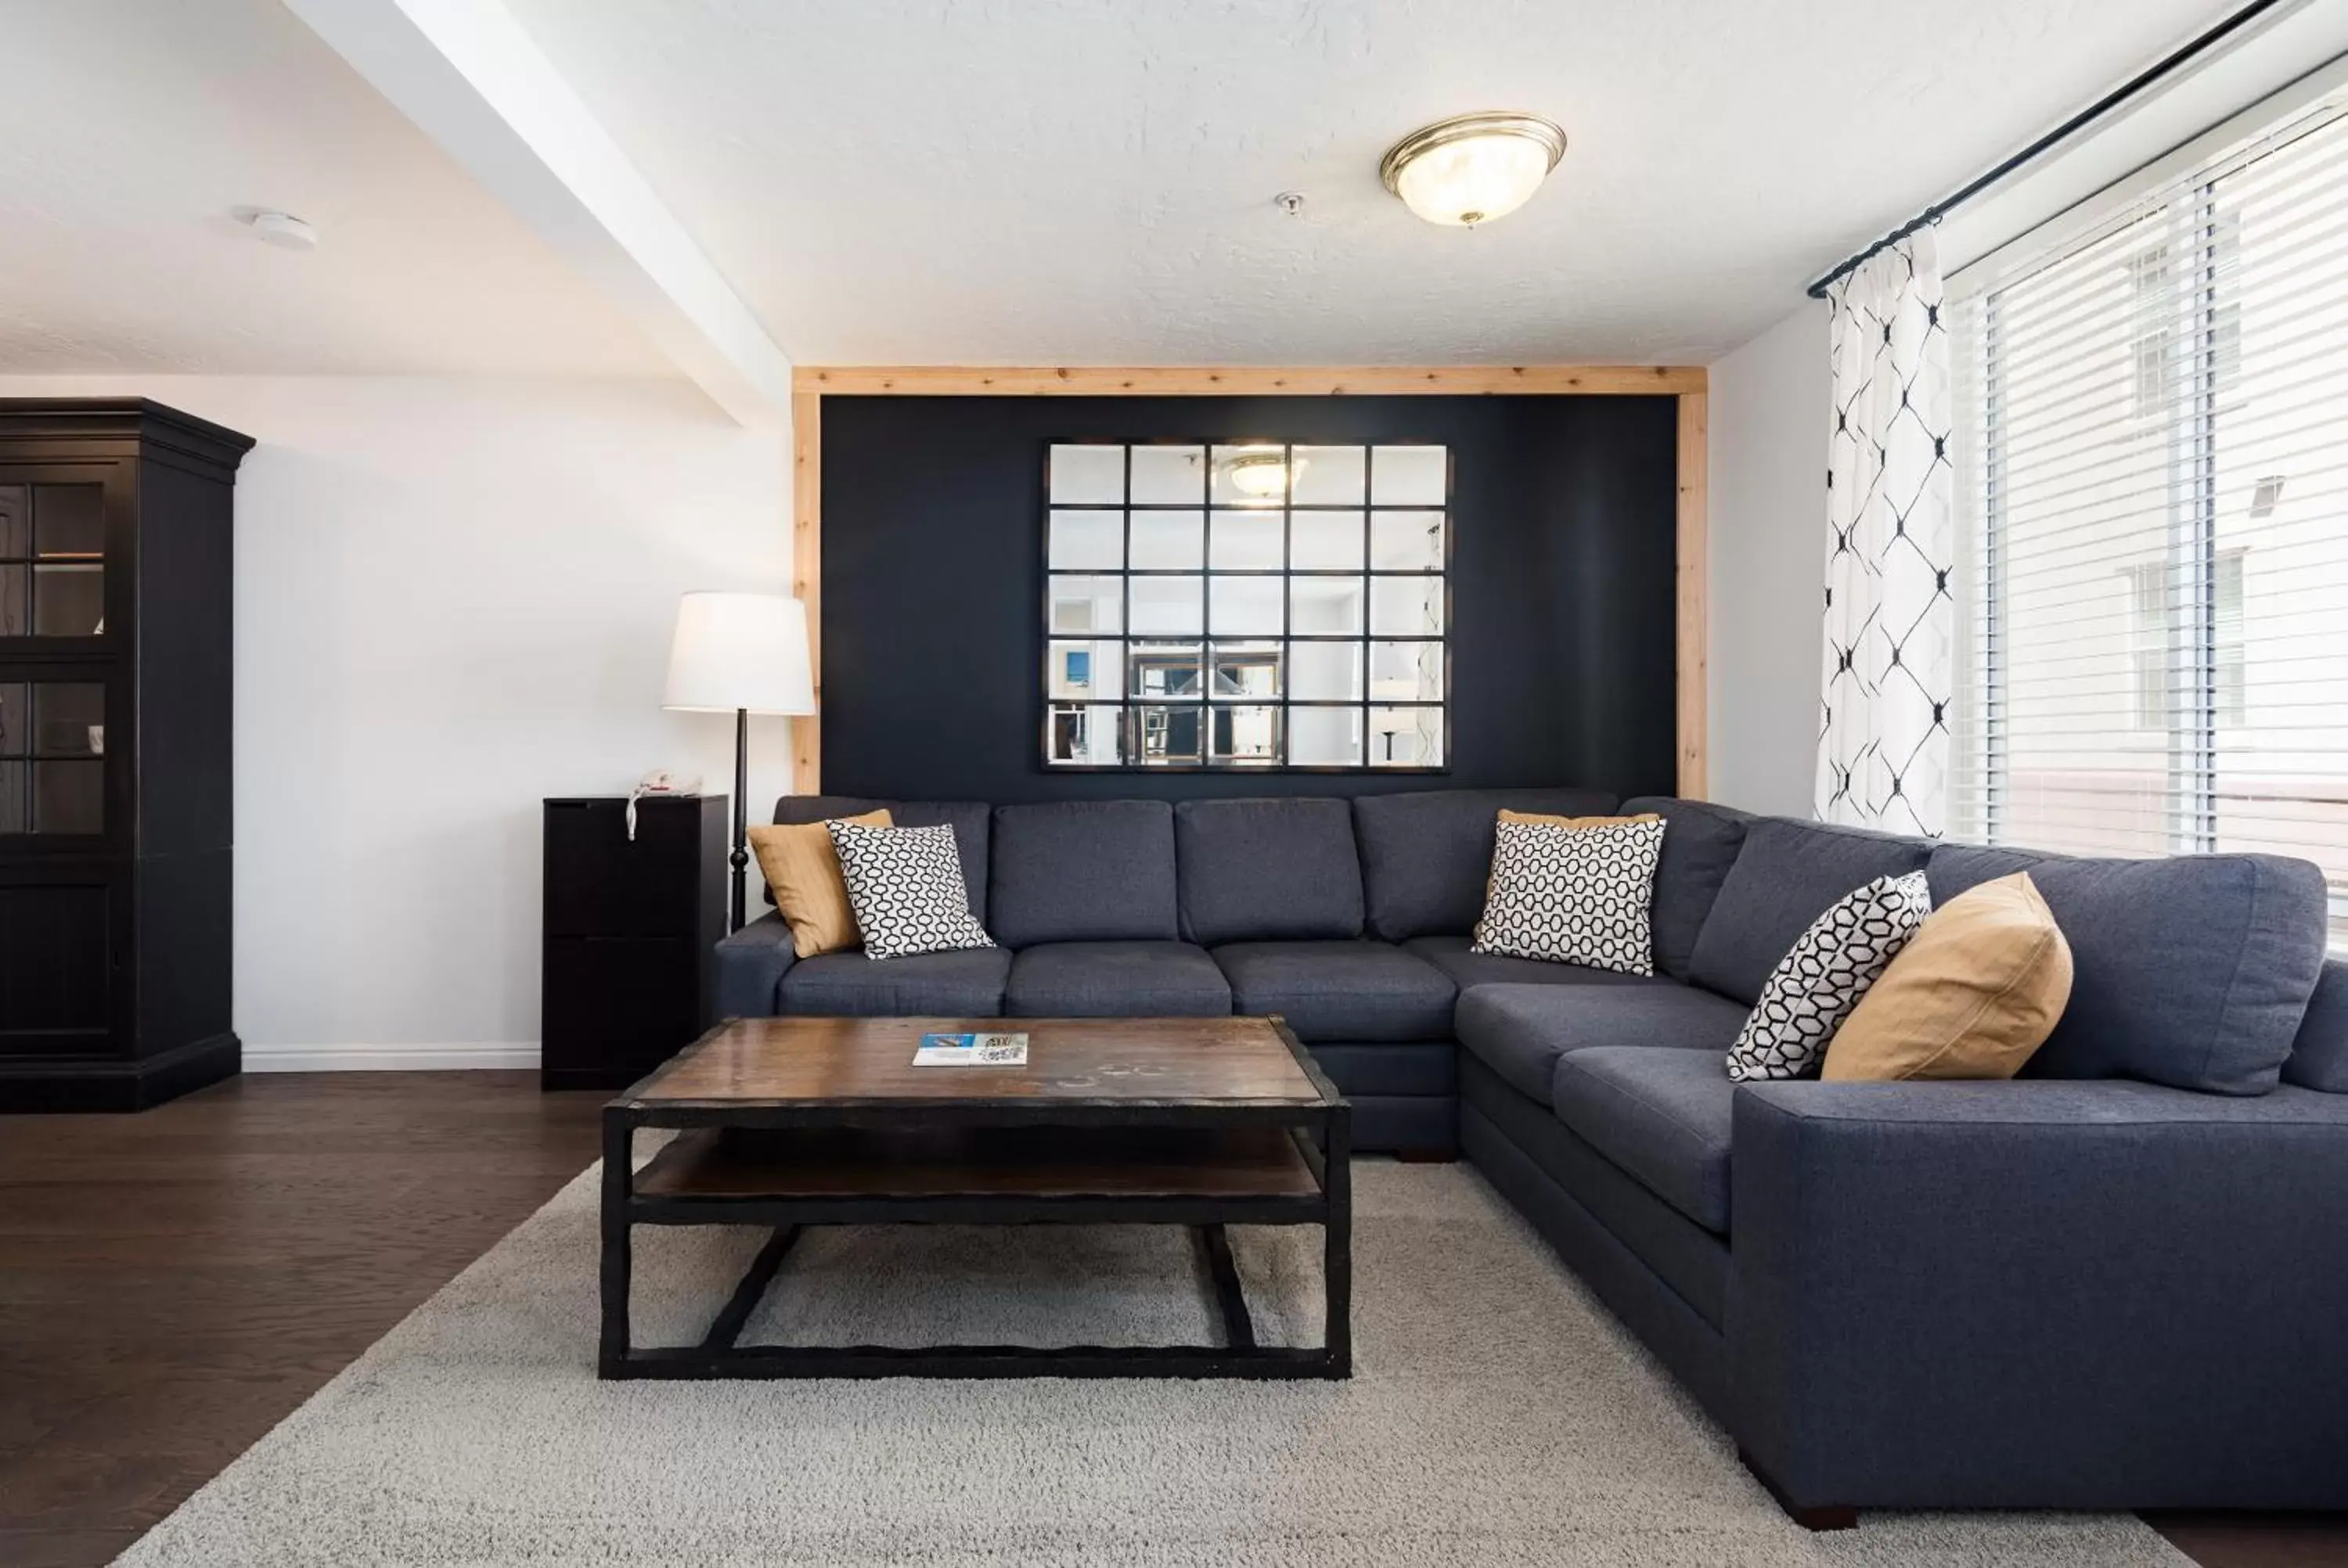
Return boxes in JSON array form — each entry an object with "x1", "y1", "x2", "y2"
[{"x1": 599, "y1": 1123, "x2": 1352, "y2": 1381}]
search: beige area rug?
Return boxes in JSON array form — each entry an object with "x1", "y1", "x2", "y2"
[{"x1": 114, "y1": 1160, "x2": 2184, "y2": 1566}]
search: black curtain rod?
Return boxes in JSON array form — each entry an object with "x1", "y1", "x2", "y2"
[{"x1": 1804, "y1": 0, "x2": 2297, "y2": 299}]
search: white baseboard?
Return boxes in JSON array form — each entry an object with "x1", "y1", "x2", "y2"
[{"x1": 243, "y1": 1041, "x2": 542, "y2": 1073}]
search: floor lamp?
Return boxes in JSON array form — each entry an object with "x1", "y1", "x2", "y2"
[{"x1": 662, "y1": 592, "x2": 816, "y2": 931}]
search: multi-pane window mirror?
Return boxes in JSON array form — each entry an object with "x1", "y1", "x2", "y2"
[{"x1": 1044, "y1": 442, "x2": 1449, "y2": 769}]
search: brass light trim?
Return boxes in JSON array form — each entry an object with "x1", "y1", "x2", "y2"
[{"x1": 1379, "y1": 111, "x2": 1568, "y2": 223}]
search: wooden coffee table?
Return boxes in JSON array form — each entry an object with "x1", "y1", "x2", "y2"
[{"x1": 599, "y1": 1015, "x2": 1351, "y2": 1380}]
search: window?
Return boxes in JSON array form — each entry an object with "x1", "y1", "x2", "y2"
[
  {"x1": 1951, "y1": 98, "x2": 2348, "y2": 942},
  {"x1": 1043, "y1": 442, "x2": 1449, "y2": 769}
]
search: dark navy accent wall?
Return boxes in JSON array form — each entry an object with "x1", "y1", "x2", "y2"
[{"x1": 819, "y1": 394, "x2": 1678, "y2": 804}]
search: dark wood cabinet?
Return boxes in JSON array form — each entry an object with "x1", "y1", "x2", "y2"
[
  {"x1": 0, "y1": 401, "x2": 253, "y2": 1111},
  {"x1": 542, "y1": 796, "x2": 726, "y2": 1090}
]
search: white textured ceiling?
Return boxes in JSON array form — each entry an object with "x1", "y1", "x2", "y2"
[
  {"x1": 0, "y1": 0, "x2": 664, "y2": 376},
  {"x1": 501, "y1": 0, "x2": 2236, "y2": 365},
  {"x1": 0, "y1": 0, "x2": 2242, "y2": 374}
]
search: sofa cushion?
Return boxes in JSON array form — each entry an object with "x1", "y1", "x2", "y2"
[
  {"x1": 1212, "y1": 940, "x2": 1456, "y2": 1043},
  {"x1": 989, "y1": 800, "x2": 1178, "y2": 947},
  {"x1": 780, "y1": 946, "x2": 1014, "y2": 1016},
  {"x1": 828, "y1": 821, "x2": 998, "y2": 961},
  {"x1": 1456, "y1": 981, "x2": 1751, "y2": 1107},
  {"x1": 1930, "y1": 843, "x2": 2329, "y2": 1095},
  {"x1": 769, "y1": 796, "x2": 991, "y2": 919},
  {"x1": 1352, "y1": 786, "x2": 1619, "y2": 942},
  {"x1": 1304, "y1": 1041, "x2": 1458, "y2": 1099},
  {"x1": 1684, "y1": 818, "x2": 1932, "y2": 1005},
  {"x1": 1406, "y1": 934, "x2": 1667, "y2": 993},
  {"x1": 1004, "y1": 941, "x2": 1231, "y2": 1018},
  {"x1": 1551, "y1": 1047, "x2": 1736, "y2": 1234},
  {"x1": 2285, "y1": 958, "x2": 2348, "y2": 1093},
  {"x1": 1622, "y1": 797, "x2": 1756, "y2": 980},
  {"x1": 1175, "y1": 798, "x2": 1363, "y2": 944}
]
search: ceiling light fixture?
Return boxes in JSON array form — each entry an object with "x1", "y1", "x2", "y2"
[
  {"x1": 239, "y1": 210, "x2": 319, "y2": 251},
  {"x1": 1225, "y1": 448, "x2": 1302, "y2": 502},
  {"x1": 1380, "y1": 112, "x2": 1566, "y2": 228}
]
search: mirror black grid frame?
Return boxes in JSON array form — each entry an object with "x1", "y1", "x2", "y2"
[{"x1": 1039, "y1": 439, "x2": 1453, "y2": 774}]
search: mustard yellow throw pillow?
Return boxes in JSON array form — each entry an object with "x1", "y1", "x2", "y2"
[
  {"x1": 1497, "y1": 810, "x2": 1665, "y2": 830},
  {"x1": 746, "y1": 808, "x2": 892, "y2": 958},
  {"x1": 1824, "y1": 872, "x2": 2073, "y2": 1081}
]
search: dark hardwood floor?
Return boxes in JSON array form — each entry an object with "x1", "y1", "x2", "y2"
[
  {"x1": 0, "y1": 1072, "x2": 603, "y2": 1567},
  {"x1": 1, "y1": 1071, "x2": 2339, "y2": 1566}
]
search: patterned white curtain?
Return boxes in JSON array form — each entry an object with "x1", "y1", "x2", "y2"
[{"x1": 1817, "y1": 230, "x2": 1954, "y2": 836}]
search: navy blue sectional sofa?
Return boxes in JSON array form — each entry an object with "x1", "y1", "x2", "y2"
[{"x1": 713, "y1": 788, "x2": 2348, "y2": 1518}]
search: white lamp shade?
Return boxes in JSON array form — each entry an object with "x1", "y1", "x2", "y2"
[{"x1": 662, "y1": 592, "x2": 816, "y2": 714}]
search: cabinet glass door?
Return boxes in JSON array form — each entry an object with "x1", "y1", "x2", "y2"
[
  {"x1": 0, "y1": 482, "x2": 106, "y2": 638},
  {"x1": 0, "y1": 682, "x2": 105, "y2": 834}
]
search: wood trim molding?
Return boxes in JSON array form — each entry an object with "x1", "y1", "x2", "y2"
[
  {"x1": 787, "y1": 366, "x2": 1710, "y2": 800},
  {"x1": 1675, "y1": 393, "x2": 1709, "y2": 800},
  {"x1": 790, "y1": 390, "x2": 823, "y2": 796},
  {"x1": 794, "y1": 365, "x2": 1705, "y2": 397}
]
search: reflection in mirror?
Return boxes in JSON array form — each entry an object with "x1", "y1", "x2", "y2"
[
  {"x1": 1048, "y1": 574, "x2": 1124, "y2": 634},
  {"x1": 1289, "y1": 706, "x2": 1365, "y2": 767},
  {"x1": 1208, "y1": 576, "x2": 1283, "y2": 636},
  {"x1": 1048, "y1": 509, "x2": 1123, "y2": 570},
  {"x1": 1047, "y1": 702, "x2": 1123, "y2": 766},
  {"x1": 1370, "y1": 510, "x2": 1445, "y2": 570},
  {"x1": 1210, "y1": 705, "x2": 1281, "y2": 764},
  {"x1": 1370, "y1": 706, "x2": 1444, "y2": 768},
  {"x1": 1211, "y1": 445, "x2": 1292, "y2": 508},
  {"x1": 1130, "y1": 509, "x2": 1204, "y2": 570},
  {"x1": 1289, "y1": 641, "x2": 1362, "y2": 701},
  {"x1": 1048, "y1": 444, "x2": 1124, "y2": 504},
  {"x1": 1208, "y1": 509, "x2": 1281, "y2": 569},
  {"x1": 1370, "y1": 641, "x2": 1443, "y2": 702},
  {"x1": 1371, "y1": 445, "x2": 1446, "y2": 505},
  {"x1": 1133, "y1": 703, "x2": 1202, "y2": 764},
  {"x1": 1129, "y1": 642, "x2": 1202, "y2": 699},
  {"x1": 1370, "y1": 576, "x2": 1444, "y2": 636},
  {"x1": 1291, "y1": 510, "x2": 1363, "y2": 570},
  {"x1": 1129, "y1": 445, "x2": 1206, "y2": 504},
  {"x1": 1048, "y1": 639, "x2": 1122, "y2": 699},
  {"x1": 1129, "y1": 576, "x2": 1203, "y2": 635},
  {"x1": 1291, "y1": 446, "x2": 1367, "y2": 506},
  {"x1": 1290, "y1": 576, "x2": 1363, "y2": 636},
  {"x1": 1208, "y1": 641, "x2": 1282, "y2": 699}
]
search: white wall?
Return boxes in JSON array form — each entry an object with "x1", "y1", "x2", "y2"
[
  {"x1": 1706, "y1": 304, "x2": 1830, "y2": 818},
  {"x1": 0, "y1": 374, "x2": 790, "y2": 1067}
]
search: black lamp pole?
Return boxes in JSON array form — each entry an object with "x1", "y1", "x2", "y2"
[{"x1": 729, "y1": 706, "x2": 751, "y2": 931}]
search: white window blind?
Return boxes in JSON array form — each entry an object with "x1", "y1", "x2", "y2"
[{"x1": 1950, "y1": 94, "x2": 2348, "y2": 943}]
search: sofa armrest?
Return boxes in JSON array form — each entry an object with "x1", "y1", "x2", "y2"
[
  {"x1": 1729, "y1": 1079, "x2": 2348, "y2": 1511},
  {"x1": 712, "y1": 912, "x2": 795, "y2": 1018}
]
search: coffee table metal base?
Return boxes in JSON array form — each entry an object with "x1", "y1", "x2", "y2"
[{"x1": 602, "y1": 1219, "x2": 1342, "y2": 1381}]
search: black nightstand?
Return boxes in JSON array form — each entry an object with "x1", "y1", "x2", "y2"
[{"x1": 541, "y1": 795, "x2": 727, "y2": 1091}]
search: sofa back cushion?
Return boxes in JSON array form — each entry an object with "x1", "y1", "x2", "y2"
[
  {"x1": 989, "y1": 800, "x2": 1179, "y2": 947},
  {"x1": 1622, "y1": 796, "x2": 1755, "y2": 981},
  {"x1": 1684, "y1": 818, "x2": 1932, "y2": 1005},
  {"x1": 1930, "y1": 843, "x2": 2329, "y2": 1095},
  {"x1": 769, "y1": 795, "x2": 989, "y2": 919},
  {"x1": 2284, "y1": 958, "x2": 2348, "y2": 1093},
  {"x1": 1175, "y1": 798, "x2": 1363, "y2": 945},
  {"x1": 1352, "y1": 786, "x2": 1618, "y2": 942}
]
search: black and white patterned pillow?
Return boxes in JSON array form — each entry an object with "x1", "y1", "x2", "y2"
[
  {"x1": 1470, "y1": 818, "x2": 1668, "y2": 975},
  {"x1": 825, "y1": 821, "x2": 996, "y2": 961},
  {"x1": 1727, "y1": 872, "x2": 1932, "y2": 1081}
]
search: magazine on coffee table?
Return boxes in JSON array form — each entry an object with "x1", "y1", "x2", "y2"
[{"x1": 913, "y1": 1030, "x2": 1029, "y2": 1067}]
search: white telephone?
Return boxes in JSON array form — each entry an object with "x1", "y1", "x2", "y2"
[{"x1": 627, "y1": 769, "x2": 703, "y2": 840}]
